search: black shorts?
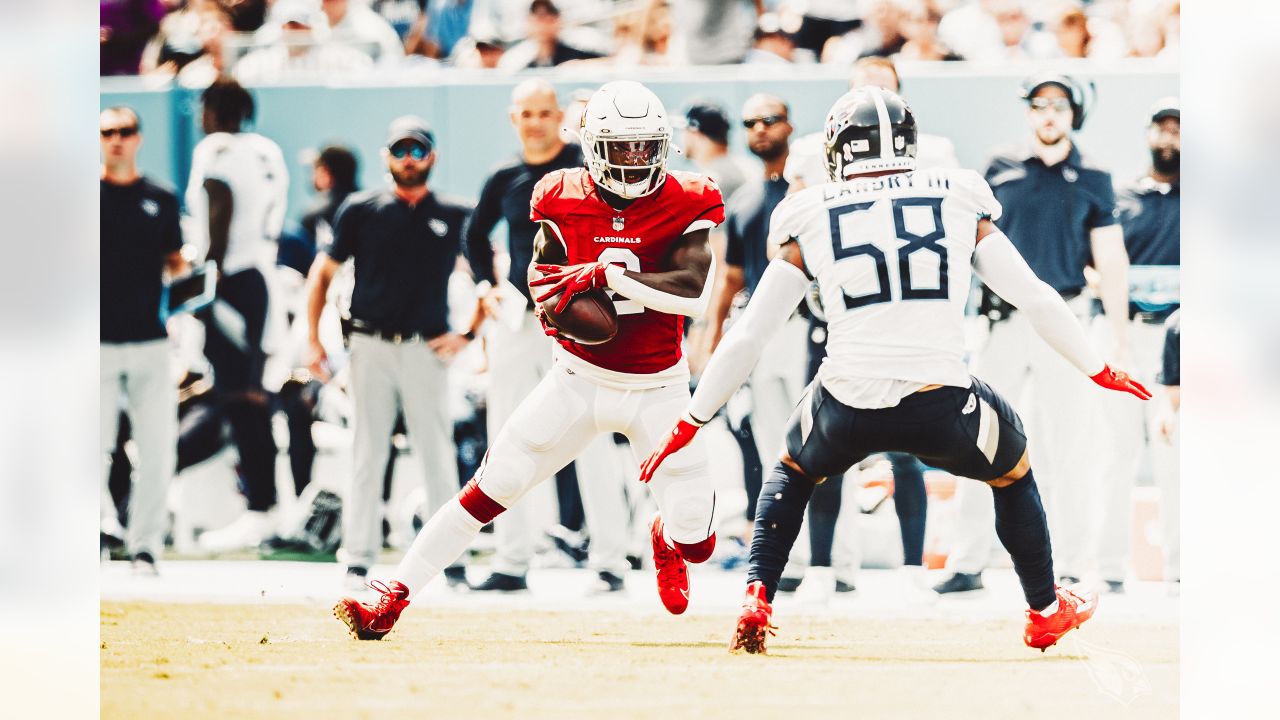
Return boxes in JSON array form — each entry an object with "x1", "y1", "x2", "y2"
[{"x1": 783, "y1": 377, "x2": 1027, "y2": 483}]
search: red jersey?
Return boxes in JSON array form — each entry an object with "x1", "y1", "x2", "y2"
[{"x1": 530, "y1": 168, "x2": 725, "y2": 374}]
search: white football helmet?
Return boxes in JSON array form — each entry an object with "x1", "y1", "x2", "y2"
[{"x1": 579, "y1": 81, "x2": 672, "y2": 199}]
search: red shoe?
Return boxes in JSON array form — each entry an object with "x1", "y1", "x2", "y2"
[
  {"x1": 1024, "y1": 584, "x2": 1098, "y2": 651},
  {"x1": 729, "y1": 581, "x2": 776, "y2": 654},
  {"x1": 650, "y1": 515, "x2": 689, "y2": 615},
  {"x1": 333, "y1": 580, "x2": 410, "y2": 641}
]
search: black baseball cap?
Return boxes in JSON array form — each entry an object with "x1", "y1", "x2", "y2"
[
  {"x1": 677, "y1": 101, "x2": 731, "y2": 146},
  {"x1": 1150, "y1": 97, "x2": 1179, "y2": 123},
  {"x1": 473, "y1": 32, "x2": 506, "y2": 50},
  {"x1": 386, "y1": 115, "x2": 434, "y2": 150}
]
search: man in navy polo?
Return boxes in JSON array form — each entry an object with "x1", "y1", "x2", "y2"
[
  {"x1": 937, "y1": 74, "x2": 1134, "y2": 594},
  {"x1": 305, "y1": 116, "x2": 476, "y2": 590},
  {"x1": 100, "y1": 106, "x2": 189, "y2": 575},
  {"x1": 1097, "y1": 98, "x2": 1180, "y2": 593}
]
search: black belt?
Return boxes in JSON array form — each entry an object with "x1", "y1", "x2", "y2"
[{"x1": 349, "y1": 322, "x2": 441, "y2": 344}]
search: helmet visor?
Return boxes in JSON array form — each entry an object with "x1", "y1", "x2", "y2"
[{"x1": 600, "y1": 138, "x2": 666, "y2": 184}]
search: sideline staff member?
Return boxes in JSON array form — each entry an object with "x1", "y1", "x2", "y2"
[
  {"x1": 1096, "y1": 98, "x2": 1180, "y2": 592},
  {"x1": 939, "y1": 73, "x2": 1132, "y2": 594},
  {"x1": 101, "y1": 106, "x2": 189, "y2": 575},
  {"x1": 305, "y1": 116, "x2": 475, "y2": 587}
]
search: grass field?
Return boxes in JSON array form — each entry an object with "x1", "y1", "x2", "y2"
[{"x1": 101, "y1": 601, "x2": 1178, "y2": 719}]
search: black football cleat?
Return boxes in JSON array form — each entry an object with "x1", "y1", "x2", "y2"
[
  {"x1": 443, "y1": 565, "x2": 469, "y2": 589},
  {"x1": 933, "y1": 571, "x2": 984, "y2": 594},
  {"x1": 775, "y1": 577, "x2": 803, "y2": 593},
  {"x1": 470, "y1": 572, "x2": 528, "y2": 592}
]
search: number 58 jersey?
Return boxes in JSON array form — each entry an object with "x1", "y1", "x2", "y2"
[{"x1": 768, "y1": 168, "x2": 1002, "y2": 404}]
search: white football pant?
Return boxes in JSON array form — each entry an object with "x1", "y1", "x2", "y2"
[{"x1": 485, "y1": 311, "x2": 632, "y2": 577}]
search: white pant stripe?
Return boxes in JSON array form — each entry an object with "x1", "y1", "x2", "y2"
[{"x1": 977, "y1": 400, "x2": 1000, "y2": 465}]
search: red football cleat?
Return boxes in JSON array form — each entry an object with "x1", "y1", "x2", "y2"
[
  {"x1": 333, "y1": 580, "x2": 410, "y2": 641},
  {"x1": 650, "y1": 515, "x2": 690, "y2": 615},
  {"x1": 729, "y1": 581, "x2": 776, "y2": 655},
  {"x1": 1024, "y1": 584, "x2": 1098, "y2": 651}
]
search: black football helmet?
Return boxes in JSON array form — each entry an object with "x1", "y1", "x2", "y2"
[
  {"x1": 823, "y1": 86, "x2": 918, "y2": 182},
  {"x1": 1020, "y1": 73, "x2": 1096, "y2": 131}
]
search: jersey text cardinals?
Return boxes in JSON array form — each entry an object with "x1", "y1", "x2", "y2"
[{"x1": 531, "y1": 168, "x2": 724, "y2": 375}]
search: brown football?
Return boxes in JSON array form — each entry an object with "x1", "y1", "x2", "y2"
[{"x1": 540, "y1": 287, "x2": 619, "y2": 345}]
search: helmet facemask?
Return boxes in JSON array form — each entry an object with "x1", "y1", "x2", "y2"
[{"x1": 585, "y1": 132, "x2": 670, "y2": 199}]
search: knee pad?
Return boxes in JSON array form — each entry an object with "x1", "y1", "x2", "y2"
[
  {"x1": 659, "y1": 480, "x2": 716, "y2": 545},
  {"x1": 473, "y1": 446, "x2": 538, "y2": 507}
]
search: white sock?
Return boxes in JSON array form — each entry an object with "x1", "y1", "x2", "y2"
[
  {"x1": 1036, "y1": 598, "x2": 1060, "y2": 616},
  {"x1": 393, "y1": 499, "x2": 483, "y2": 599}
]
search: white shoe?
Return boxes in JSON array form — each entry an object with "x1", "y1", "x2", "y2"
[
  {"x1": 795, "y1": 566, "x2": 836, "y2": 607},
  {"x1": 199, "y1": 510, "x2": 275, "y2": 553},
  {"x1": 897, "y1": 565, "x2": 939, "y2": 606}
]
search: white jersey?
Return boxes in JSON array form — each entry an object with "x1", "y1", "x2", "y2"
[
  {"x1": 186, "y1": 132, "x2": 289, "y2": 274},
  {"x1": 768, "y1": 168, "x2": 1002, "y2": 408}
]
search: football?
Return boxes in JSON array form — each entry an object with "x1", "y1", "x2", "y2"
[{"x1": 540, "y1": 287, "x2": 618, "y2": 345}]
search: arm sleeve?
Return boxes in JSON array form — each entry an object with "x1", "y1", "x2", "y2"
[
  {"x1": 687, "y1": 259, "x2": 811, "y2": 422},
  {"x1": 323, "y1": 197, "x2": 359, "y2": 262},
  {"x1": 972, "y1": 230, "x2": 1105, "y2": 376},
  {"x1": 603, "y1": 247, "x2": 718, "y2": 319},
  {"x1": 463, "y1": 174, "x2": 502, "y2": 285}
]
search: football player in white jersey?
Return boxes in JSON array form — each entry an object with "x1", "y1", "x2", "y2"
[
  {"x1": 640, "y1": 86, "x2": 1151, "y2": 655},
  {"x1": 184, "y1": 78, "x2": 291, "y2": 551}
]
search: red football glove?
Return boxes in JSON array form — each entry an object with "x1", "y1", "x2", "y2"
[
  {"x1": 1091, "y1": 364, "x2": 1152, "y2": 400},
  {"x1": 639, "y1": 414, "x2": 705, "y2": 483},
  {"x1": 532, "y1": 303, "x2": 560, "y2": 339},
  {"x1": 530, "y1": 262, "x2": 610, "y2": 314}
]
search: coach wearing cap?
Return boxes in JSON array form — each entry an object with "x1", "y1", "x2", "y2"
[
  {"x1": 100, "y1": 106, "x2": 189, "y2": 575},
  {"x1": 938, "y1": 74, "x2": 1132, "y2": 595},
  {"x1": 677, "y1": 100, "x2": 753, "y2": 202},
  {"x1": 1096, "y1": 98, "x2": 1180, "y2": 593},
  {"x1": 304, "y1": 116, "x2": 475, "y2": 588}
]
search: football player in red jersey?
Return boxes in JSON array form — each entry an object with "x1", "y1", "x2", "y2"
[{"x1": 335, "y1": 81, "x2": 726, "y2": 639}]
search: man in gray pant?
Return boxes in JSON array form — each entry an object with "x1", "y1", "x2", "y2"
[
  {"x1": 306, "y1": 116, "x2": 477, "y2": 590},
  {"x1": 100, "y1": 106, "x2": 189, "y2": 574}
]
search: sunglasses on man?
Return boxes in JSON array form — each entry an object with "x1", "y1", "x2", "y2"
[
  {"x1": 101, "y1": 126, "x2": 139, "y2": 139},
  {"x1": 742, "y1": 114, "x2": 787, "y2": 130},
  {"x1": 1029, "y1": 97, "x2": 1072, "y2": 113},
  {"x1": 389, "y1": 142, "x2": 430, "y2": 160}
]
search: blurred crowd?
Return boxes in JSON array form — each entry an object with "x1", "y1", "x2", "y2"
[
  {"x1": 102, "y1": 53, "x2": 1179, "y2": 602},
  {"x1": 101, "y1": 0, "x2": 1181, "y2": 83}
]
